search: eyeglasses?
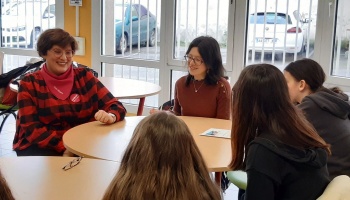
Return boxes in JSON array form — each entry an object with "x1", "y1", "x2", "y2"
[
  {"x1": 49, "y1": 49, "x2": 74, "y2": 58},
  {"x1": 184, "y1": 55, "x2": 203, "y2": 66},
  {"x1": 62, "y1": 157, "x2": 83, "y2": 171}
]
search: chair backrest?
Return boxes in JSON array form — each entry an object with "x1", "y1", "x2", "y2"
[
  {"x1": 316, "y1": 175, "x2": 350, "y2": 200},
  {"x1": 158, "y1": 99, "x2": 174, "y2": 111},
  {"x1": 0, "y1": 51, "x2": 4, "y2": 75}
]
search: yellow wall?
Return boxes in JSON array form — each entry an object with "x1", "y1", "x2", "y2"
[{"x1": 64, "y1": 0, "x2": 92, "y2": 67}]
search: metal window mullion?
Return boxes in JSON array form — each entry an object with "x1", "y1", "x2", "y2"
[
  {"x1": 185, "y1": 0, "x2": 189, "y2": 48},
  {"x1": 261, "y1": 0, "x2": 268, "y2": 62},
  {"x1": 146, "y1": 0, "x2": 150, "y2": 53},
  {"x1": 293, "y1": 0, "x2": 301, "y2": 61},
  {"x1": 346, "y1": 42, "x2": 350, "y2": 77},
  {"x1": 251, "y1": 0, "x2": 259, "y2": 63},
  {"x1": 138, "y1": 0, "x2": 141, "y2": 52},
  {"x1": 272, "y1": 0, "x2": 278, "y2": 63},
  {"x1": 195, "y1": 0, "x2": 198, "y2": 36},
  {"x1": 129, "y1": 1, "x2": 133, "y2": 55},
  {"x1": 121, "y1": 0, "x2": 125, "y2": 56},
  {"x1": 216, "y1": 0, "x2": 220, "y2": 39},
  {"x1": 205, "y1": 0, "x2": 209, "y2": 35},
  {"x1": 334, "y1": 23, "x2": 342, "y2": 73},
  {"x1": 175, "y1": 0, "x2": 182, "y2": 58},
  {"x1": 306, "y1": 0, "x2": 313, "y2": 57},
  {"x1": 282, "y1": 0, "x2": 290, "y2": 66},
  {"x1": 155, "y1": 0, "x2": 159, "y2": 54}
]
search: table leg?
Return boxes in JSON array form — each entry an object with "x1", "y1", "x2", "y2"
[
  {"x1": 137, "y1": 97, "x2": 145, "y2": 116},
  {"x1": 215, "y1": 172, "x2": 221, "y2": 187}
]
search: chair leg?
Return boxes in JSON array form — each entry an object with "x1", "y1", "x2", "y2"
[
  {"x1": 0, "y1": 112, "x2": 16, "y2": 134},
  {"x1": 0, "y1": 114, "x2": 9, "y2": 134}
]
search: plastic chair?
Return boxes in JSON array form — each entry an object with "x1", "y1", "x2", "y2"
[
  {"x1": 227, "y1": 170, "x2": 247, "y2": 190},
  {"x1": 317, "y1": 175, "x2": 350, "y2": 200},
  {"x1": 158, "y1": 99, "x2": 174, "y2": 111},
  {"x1": 0, "y1": 103, "x2": 18, "y2": 134}
]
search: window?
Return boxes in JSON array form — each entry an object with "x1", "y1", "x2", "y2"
[
  {"x1": 1, "y1": 0, "x2": 56, "y2": 49},
  {"x1": 332, "y1": 0, "x2": 350, "y2": 78},
  {"x1": 174, "y1": 0, "x2": 229, "y2": 65},
  {"x1": 246, "y1": 0, "x2": 318, "y2": 69},
  {"x1": 101, "y1": 0, "x2": 160, "y2": 58}
]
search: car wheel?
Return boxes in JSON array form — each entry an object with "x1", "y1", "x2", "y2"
[
  {"x1": 29, "y1": 27, "x2": 42, "y2": 48},
  {"x1": 298, "y1": 44, "x2": 306, "y2": 55},
  {"x1": 149, "y1": 29, "x2": 156, "y2": 47},
  {"x1": 116, "y1": 34, "x2": 128, "y2": 54},
  {"x1": 274, "y1": 53, "x2": 282, "y2": 61}
]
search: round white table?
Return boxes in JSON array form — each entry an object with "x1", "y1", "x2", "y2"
[
  {"x1": 63, "y1": 116, "x2": 232, "y2": 185},
  {"x1": 0, "y1": 157, "x2": 119, "y2": 200},
  {"x1": 98, "y1": 77, "x2": 161, "y2": 115}
]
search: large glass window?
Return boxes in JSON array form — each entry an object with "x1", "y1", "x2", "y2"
[
  {"x1": 174, "y1": 0, "x2": 229, "y2": 64},
  {"x1": 332, "y1": 0, "x2": 350, "y2": 78},
  {"x1": 246, "y1": 0, "x2": 318, "y2": 71},
  {"x1": 101, "y1": 0, "x2": 160, "y2": 60},
  {"x1": 1, "y1": 0, "x2": 56, "y2": 49}
]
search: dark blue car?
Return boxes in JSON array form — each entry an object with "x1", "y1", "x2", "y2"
[{"x1": 115, "y1": 4, "x2": 157, "y2": 54}]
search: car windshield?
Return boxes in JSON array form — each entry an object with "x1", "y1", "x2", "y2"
[
  {"x1": 249, "y1": 12, "x2": 292, "y2": 24},
  {"x1": 114, "y1": 4, "x2": 128, "y2": 21}
]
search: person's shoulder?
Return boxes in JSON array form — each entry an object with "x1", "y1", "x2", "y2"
[
  {"x1": 175, "y1": 75, "x2": 188, "y2": 85},
  {"x1": 73, "y1": 67, "x2": 95, "y2": 78},
  {"x1": 21, "y1": 70, "x2": 42, "y2": 82},
  {"x1": 298, "y1": 95, "x2": 317, "y2": 109},
  {"x1": 217, "y1": 77, "x2": 231, "y2": 94}
]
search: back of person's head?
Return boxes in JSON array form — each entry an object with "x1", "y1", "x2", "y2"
[
  {"x1": 185, "y1": 36, "x2": 225, "y2": 85},
  {"x1": 229, "y1": 64, "x2": 330, "y2": 170},
  {"x1": 103, "y1": 111, "x2": 221, "y2": 200},
  {"x1": 284, "y1": 58, "x2": 326, "y2": 92},
  {"x1": 37, "y1": 28, "x2": 78, "y2": 58},
  {"x1": 0, "y1": 171, "x2": 15, "y2": 200}
]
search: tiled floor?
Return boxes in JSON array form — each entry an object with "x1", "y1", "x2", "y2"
[
  {"x1": 0, "y1": 114, "x2": 17, "y2": 157},
  {"x1": 0, "y1": 114, "x2": 239, "y2": 199}
]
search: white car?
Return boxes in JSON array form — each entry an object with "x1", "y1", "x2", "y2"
[
  {"x1": 248, "y1": 10, "x2": 308, "y2": 56},
  {"x1": 1, "y1": 0, "x2": 55, "y2": 48}
]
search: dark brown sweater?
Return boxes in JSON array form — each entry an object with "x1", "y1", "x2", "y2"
[{"x1": 173, "y1": 76, "x2": 231, "y2": 119}]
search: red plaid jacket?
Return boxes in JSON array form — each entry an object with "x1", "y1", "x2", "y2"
[{"x1": 13, "y1": 68, "x2": 126, "y2": 153}]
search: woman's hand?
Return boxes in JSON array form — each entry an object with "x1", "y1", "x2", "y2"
[{"x1": 94, "y1": 110, "x2": 116, "y2": 124}]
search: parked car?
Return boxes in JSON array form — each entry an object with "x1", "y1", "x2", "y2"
[
  {"x1": 115, "y1": 3, "x2": 157, "y2": 54},
  {"x1": 247, "y1": 10, "x2": 308, "y2": 56},
  {"x1": 1, "y1": 0, "x2": 55, "y2": 48}
]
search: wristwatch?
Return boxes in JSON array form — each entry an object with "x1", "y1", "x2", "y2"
[{"x1": 108, "y1": 113, "x2": 117, "y2": 123}]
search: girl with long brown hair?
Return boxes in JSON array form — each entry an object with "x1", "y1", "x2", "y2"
[
  {"x1": 230, "y1": 64, "x2": 330, "y2": 199},
  {"x1": 0, "y1": 171, "x2": 15, "y2": 200},
  {"x1": 103, "y1": 112, "x2": 221, "y2": 200}
]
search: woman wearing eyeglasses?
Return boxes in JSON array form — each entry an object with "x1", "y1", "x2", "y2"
[
  {"x1": 13, "y1": 28, "x2": 126, "y2": 156},
  {"x1": 173, "y1": 36, "x2": 231, "y2": 119},
  {"x1": 150, "y1": 36, "x2": 231, "y2": 120},
  {"x1": 150, "y1": 36, "x2": 231, "y2": 192}
]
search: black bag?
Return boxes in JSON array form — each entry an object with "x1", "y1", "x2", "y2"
[{"x1": 0, "y1": 60, "x2": 44, "y2": 88}]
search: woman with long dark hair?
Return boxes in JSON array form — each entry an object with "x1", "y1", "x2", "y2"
[{"x1": 230, "y1": 64, "x2": 330, "y2": 199}]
